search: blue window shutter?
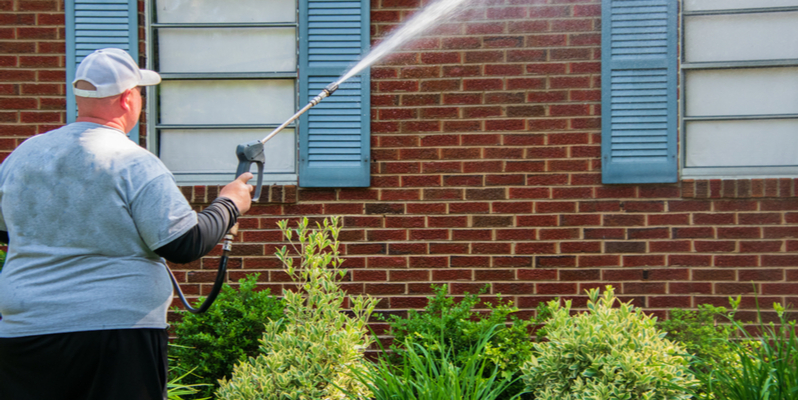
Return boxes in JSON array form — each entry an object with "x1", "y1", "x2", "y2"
[
  {"x1": 65, "y1": 0, "x2": 138, "y2": 141},
  {"x1": 601, "y1": 0, "x2": 677, "y2": 184},
  {"x1": 298, "y1": 0, "x2": 370, "y2": 188}
]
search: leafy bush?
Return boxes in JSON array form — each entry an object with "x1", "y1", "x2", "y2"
[
  {"x1": 170, "y1": 274, "x2": 285, "y2": 399},
  {"x1": 385, "y1": 284, "x2": 536, "y2": 400},
  {"x1": 702, "y1": 296, "x2": 798, "y2": 400},
  {"x1": 347, "y1": 325, "x2": 525, "y2": 400},
  {"x1": 216, "y1": 217, "x2": 378, "y2": 400},
  {"x1": 659, "y1": 303, "x2": 738, "y2": 398},
  {"x1": 522, "y1": 285, "x2": 697, "y2": 400}
]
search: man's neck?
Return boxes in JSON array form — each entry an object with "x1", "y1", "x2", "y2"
[{"x1": 75, "y1": 116, "x2": 127, "y2": 133}]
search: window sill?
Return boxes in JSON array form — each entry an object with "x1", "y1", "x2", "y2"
[
  {"x1": 681, "y1": 178, "x2": 797, "y2": 199},
  {"x1": 179, "y1": 185, "x2": 298, "y2": 204}
]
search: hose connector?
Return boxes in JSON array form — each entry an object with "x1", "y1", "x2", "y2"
[{"x1": 222, "y1": 233, "x2": 235, "y2": 252}]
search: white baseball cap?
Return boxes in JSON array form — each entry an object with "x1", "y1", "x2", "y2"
[{"x1": 72, "y1": 48, "x2": 161, "y2": 98}]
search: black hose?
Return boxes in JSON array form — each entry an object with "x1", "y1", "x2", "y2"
[{"x1": 167, "y1": 251, "x2": 229, "y2": 314}]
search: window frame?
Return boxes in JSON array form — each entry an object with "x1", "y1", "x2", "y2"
[
  {"x1": 144, "y1": 1, "x2": 301, "y2": 186},
  {"x1": 679, "y1": 4, "x2": 799, "y2": 180}
]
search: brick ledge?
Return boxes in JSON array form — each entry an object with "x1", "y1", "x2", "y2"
[
  {"x1": 180, "y1": 185, "x2": 298, "y2": 204},
  {"x1": 681, "y1": 178, "x2": 797, "y2": 199}
]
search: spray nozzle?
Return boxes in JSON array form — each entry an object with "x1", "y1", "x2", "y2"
[{"x1": 324, "y1": 82, "x2": 339, "y2": 96}]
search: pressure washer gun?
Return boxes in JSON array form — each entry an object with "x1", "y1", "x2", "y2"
[{"x1": 233, "y1": 82, "x2": 340, "y2": 201}]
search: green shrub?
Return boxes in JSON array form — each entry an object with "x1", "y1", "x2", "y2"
[
  {"x1": 385, "y1": 284, "x2": 536, "y2": 400},
  {"x1": 703, "y1": 296, "x2": 798, "y2": 400},
  {"x1": 170, "y1": 273, "x2": 285, "y2": 399},
  {"x1": 347, "y1": 325, "x2": 525, "y2": 400},
  {"x1": 522, "y1": 285, "x2": 697, "y2": 400},
  {"x1": 216, "y1": 216, "x2": 378, "y2": 400},
  {"x1": 658, "y1": 303, "x2": 738, "y2": 398}
]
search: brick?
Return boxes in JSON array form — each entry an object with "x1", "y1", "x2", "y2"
[
  {"x1": 472, "y1": 215, "x2": 513, "y2": 227},
  {"x1": 420, "y1": 52, "x2": 460, "y2": 65},
  {"x1": 466, "y1": 188, "x2": 505, "y2": 200},
  {"x1": 540, "y1": 228, "x2": 579, "y2": 240},
  {"x1": 740, "y1": 241, "x2": 783, "y2": 253},
  {"x1": 517, "y1": 215, "x2": 558, "y2": 227},
  {"x1": 624, "y1": 282, "x2": 666, "y2": 295},
  {"x1": 536, "y1": 282, "x2": 577, "y2": 295},
  {"x1": 649, "y1": 296, "x2": 692, "y2": 308},
  {"x1": 422, "y1": 188, "x2": 464, "y2": 201},
  {"x1": 560, "y1": 214, "x2": 601, "y2": 226},
  {"x1": 715, "y1": 283, "x2": 757, "y2": 295},
  {"x1": 628, "y1": 228, "x2": 669, "y2": 240},
  {"x1": 669, "y1": 282, "x2": 713, "y2": 295},
  {"x1": 561, "y1": 241, "x2": 601, "y2": 253},
  {"x1": 509, "y1": 187, "x2": 550, "y2": 200},
  {"x1": 603, "y1": 215, "x2": 645, "y2": 226},
  {"x1": 718, "y1": 227, "x2": 761, "y2": 239},
  {"x1": 432, "y1": 269, "x2": 472, "y2": 281},
  {"x1": 536, "y1": 255, "x2": 575, "y2": 268},
  {"x1": 673, "y1": 227, "x2": 714, "y2": 239},
  {"x1": 762, "y1": 255, "x2": 798, "y2": 266},
  {"x1": 427, "y1": 216, "x2": 468, "y2": 228},
  {"x1": 693, "y1": 213, "x2": 736, "y2": 225},
  {"x1": 648, "y1": 213, "x2": 689, "y2": 226},
  {"x1": 486, "y1": 174, "x2": 526, "y2": 186},
  {"x1": 762, "y1": 283, "x2": 798, "y2": 295},
  {"x1": 650, "y1": 240, "x2": 691, "y2": 252},
  {"x1": 514, "y1": 241, "x2": 555, "y2": 254},
  {"x1": 761, "y1": 199, "x2": 797, "y2": 211},
  {"x1": 763, "y1": 226, "x2": 798, "y2": 238},
  {"x1": 443, "y1": 175, "x2": 483, "y2": 186},
  {"x1": 475, "y1": 269, "x2": 515, "y2": 281},
  {"x1": 669, "y1": 255, "x2": 712, "y2": 267},
  {"x1": 668, "y1": 200, "x2": 711, "y2": 212},
  {"x1": 623, "y1": 255, "x2": 665, "y2": 267},
  {"x1": 443, "y1": 65, "x2": 482, "y2": 77},
  {"x1": 578, "y1": 255, "x2": 620, "y2": 267},
  {"x1": 715, "y1": 255, "x2": 759, "y2": 267},
  {"x1": 536, "y1": 201, "x2": 576, "y2": 213},
  {"x1": 649, "y1": 268, "x2": 690, "y2": 281},
  {"x1": 605, "y1": 241, "x2": 646, "y2": 253},
  {"x1": 739, "y1": 269, "x2": 784, "y2": 282},
  {"x1": 450, "y1": 256, "x2": 490, "y2": 268}
]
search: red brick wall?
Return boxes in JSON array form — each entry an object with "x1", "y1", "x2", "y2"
[
  {"x1": 0, "y1": 0, "x2": 65, "y2": 157},
  {"x1": 1, "y1": 0, "x2": 797, "y2": 328}
]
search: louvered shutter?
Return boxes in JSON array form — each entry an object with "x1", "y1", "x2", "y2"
[
  {"x1": 601, "y1": 0, "x2": 678, "y2": 184},
  {"x1": 298, "y1": 0, "x2": 370, "y2": 187},
  {"x1": 66, "y1": 0, "x2": 138, "y2": 140}
]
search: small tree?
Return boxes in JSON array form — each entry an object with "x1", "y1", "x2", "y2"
[{"x1": 216, "y1": 217, "x2": 378, "y2": 400}]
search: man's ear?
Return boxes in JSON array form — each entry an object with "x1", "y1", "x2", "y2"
[{"x1": 119, "y1": 88, "x2": 135, "y2": 112}]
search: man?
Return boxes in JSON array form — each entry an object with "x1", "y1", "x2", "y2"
[{"x1": 0, "y1": 48, "x2": 254, "y2": 399}]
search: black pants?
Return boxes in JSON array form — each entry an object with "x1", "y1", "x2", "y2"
[{"x1": 0, "y1": 329, "x2": 168, "y2": 400}]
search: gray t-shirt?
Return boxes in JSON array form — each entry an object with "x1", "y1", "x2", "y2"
[{"x1": 0, "y1": 122, "x2": 197, "y2": 337}]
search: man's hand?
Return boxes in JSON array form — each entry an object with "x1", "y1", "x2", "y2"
[{"x1": 219, "y1": 172, "x2": 254, "y2": 214}]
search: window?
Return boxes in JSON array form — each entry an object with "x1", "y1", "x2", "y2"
[
  {"x1": 681, "y1": 0, "x2": 798, "y2": 179},
  {"x1": 146, "y1": 0, "x2": 299, "y2": 186}
]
